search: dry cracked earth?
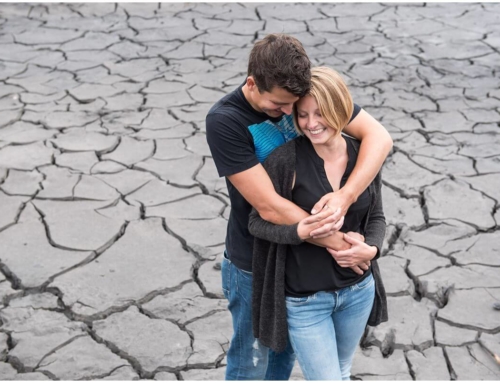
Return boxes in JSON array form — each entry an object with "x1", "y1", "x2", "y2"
[{"x1": 0, "y1": 2, "x2": 499, "y2": 381}]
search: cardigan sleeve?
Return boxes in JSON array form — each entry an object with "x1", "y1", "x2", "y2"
[
  {"x1": 248, "y1": 141, "x2": 303, "y2": 246},
  {"x1": 364, "y1": 172, "x2": 386, "y2": 260},
  {"x1": 248, "y1": 208, "x2": 303, "y2": 245}
]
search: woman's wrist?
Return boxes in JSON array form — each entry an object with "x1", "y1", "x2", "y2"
[
  {"x1": 297, "y1": 222, "x2": 310, "y2": 240},
  {"x1": 368, "y1": 245, "x2": 378, "y2": 260}
]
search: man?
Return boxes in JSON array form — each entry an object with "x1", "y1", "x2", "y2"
[{"x1": 206, "y1": 34, "x2": 392, "y2": 380}]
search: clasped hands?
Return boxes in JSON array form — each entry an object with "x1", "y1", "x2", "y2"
[{"x1": 296, "y1": 191, "x2": 377, "y2": 275}]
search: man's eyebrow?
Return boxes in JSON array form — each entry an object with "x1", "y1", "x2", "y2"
[{"x1": 270, "y1": 100, "x2": 293, "y2": 105}]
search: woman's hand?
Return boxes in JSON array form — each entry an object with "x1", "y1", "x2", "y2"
[
  {"x1": 327, "y1": 232, "x2": 377, "y2": 268},
  {"x1": 297, "y1": 207, "x2": 345, "y2": 240}
]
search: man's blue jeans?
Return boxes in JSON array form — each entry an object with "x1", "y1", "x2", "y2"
[
  {"x1": 286, "y1": 273, "x2": 375, "y2": 380},
  {"x1": 221, "y1": 254, "x2": 295, "y2": 380}
]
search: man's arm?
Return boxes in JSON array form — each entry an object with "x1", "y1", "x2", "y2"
[
  {"x1": 310, "y1": 109, "x2": 393, "y2": 217},
  {"x1": 228, "y1": 164, "x2": 349, "y2": 251}
]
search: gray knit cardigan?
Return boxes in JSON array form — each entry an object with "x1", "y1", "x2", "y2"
[{"x1": 248, "y1": 137, "x2": 388, "y2": 353}]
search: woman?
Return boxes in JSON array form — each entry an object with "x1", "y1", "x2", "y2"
[{"x1": 248, "y1": 67, "x2": 388, "y2": 380}]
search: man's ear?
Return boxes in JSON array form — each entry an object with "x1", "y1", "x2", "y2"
[{"x1": 246, "y1": 76, "x2": 257, "y2": 91}]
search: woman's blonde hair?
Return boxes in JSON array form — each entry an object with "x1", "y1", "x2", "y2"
[{"x1": 293, "y1": 66, "x2": 354, "y2": 136}]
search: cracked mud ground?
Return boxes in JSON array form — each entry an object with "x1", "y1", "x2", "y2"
[{"x1": 0, "y1": 2, "x2": 499, "y2": 381}]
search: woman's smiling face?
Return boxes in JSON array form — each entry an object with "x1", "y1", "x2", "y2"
[{"x1": 296, "y1": 95, "x2": 337, "y2": 145}]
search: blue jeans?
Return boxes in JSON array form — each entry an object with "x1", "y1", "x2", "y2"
[
  {"x1": 286, "y1": 273, "x2": 375, "y2": 380},
  {"x1": 221, "y1": 254, "x2": 296, "y2": 380}
]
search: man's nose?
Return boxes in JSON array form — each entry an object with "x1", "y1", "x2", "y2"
[{"x1": 280, "y1": 104, "x2": 293, "y2": 115}]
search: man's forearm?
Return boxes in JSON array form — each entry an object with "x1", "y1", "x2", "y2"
[
  {"x1": 342, "y1": 109, "x2": 393, "y2": 202},
  {"x1": 306, "y1": 232, "x2": 350, "y2": 250},
  {"x1": 261, "y1": 197, "x2": 350, "y2": 251}
]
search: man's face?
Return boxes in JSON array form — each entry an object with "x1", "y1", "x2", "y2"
[
  {"x1": 247, "y1": 78, "x2": 299, "y2": 118},
  {"x1": 253, "y1": 86, "x2": 299, "y2": 118}
]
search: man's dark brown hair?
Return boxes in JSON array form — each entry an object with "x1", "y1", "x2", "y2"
[{"x1": 248, "y1": 33, "x2": 311, "y2": 97}]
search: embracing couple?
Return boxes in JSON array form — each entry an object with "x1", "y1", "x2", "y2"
[{"x1": 206, "y1": 33, "x2": 391, "y2": 381}]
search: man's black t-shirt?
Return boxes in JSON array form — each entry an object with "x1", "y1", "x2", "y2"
[{"x1": 206, "y1": 82, "x2": 361, "y2": 272}]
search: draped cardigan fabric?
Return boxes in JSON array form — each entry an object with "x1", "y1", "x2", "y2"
[{"x1": 248, "y1": 137, "x2": 388, "y2": 353}]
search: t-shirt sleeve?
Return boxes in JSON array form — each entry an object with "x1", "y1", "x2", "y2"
[
  {"x1": 206, "y1": 112, "x2": 259, "y2": 177},
  {"x1": 349, "y1": 103, "x2": 362, "y2": 123}
]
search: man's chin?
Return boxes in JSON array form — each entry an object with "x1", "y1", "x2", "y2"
[{"x1": 265, "y1": 110, "x2": 283, "y2": 118}]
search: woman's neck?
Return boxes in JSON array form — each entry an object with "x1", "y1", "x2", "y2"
[{"x1": 311, "y1": 133, "x2": 346, "y2": 162}]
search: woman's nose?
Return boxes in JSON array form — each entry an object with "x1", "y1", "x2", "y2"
[{"x1": 307, "y1": 116, "x2": 318, "y2": 129}]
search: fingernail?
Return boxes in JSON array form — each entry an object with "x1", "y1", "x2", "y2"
[{"x1": 311, "y1": 209, "x2": 317, "y2": 214}]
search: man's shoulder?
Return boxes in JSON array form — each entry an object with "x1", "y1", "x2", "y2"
[{"x1": 207, "y1": 86, "x2": 244, "y2": 119}]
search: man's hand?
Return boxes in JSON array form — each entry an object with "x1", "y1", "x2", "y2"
[
  {"x1": 311, "y1": 190, "x2": 355, "y2": 218},
  {"x1": 297, "y1": 207, "x2": 344, "y2": 240},
  {"x1": 328, "y1": 232, "x2": 377, "y2": 269}
]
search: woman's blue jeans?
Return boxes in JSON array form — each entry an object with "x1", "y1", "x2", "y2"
[
  {"x1": 221, "y1": 254, "x2": 295, "y2": 380},
  {"x1": 286, "y1": 273, "x2": 375, "y2": 380}
]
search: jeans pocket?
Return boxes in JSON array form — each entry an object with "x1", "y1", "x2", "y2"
[
  {"x1": 351, "y1": 273, "x2": 374, "y2": 291},
  {"x1": 285, "y1": 295, "x2": 312, "y2": 306},
  {"x1": 238, "y1": 267, "x2": 253, "y2": 281}
]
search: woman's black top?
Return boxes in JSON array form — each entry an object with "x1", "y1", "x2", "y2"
[{"x1": 285, "y1": 135, "x2": 371, "y2": 297}]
